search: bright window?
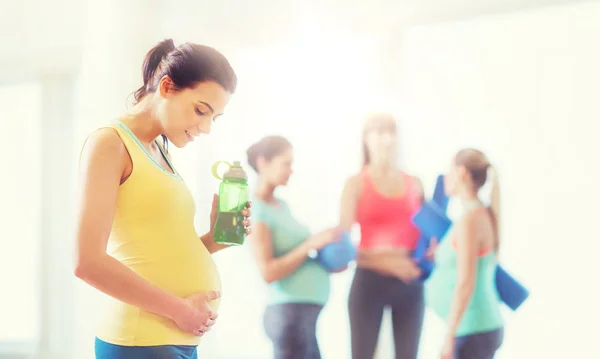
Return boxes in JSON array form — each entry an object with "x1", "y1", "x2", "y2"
[{"x1": 0, "y1": 81, "x2": 42, "y2": 349}]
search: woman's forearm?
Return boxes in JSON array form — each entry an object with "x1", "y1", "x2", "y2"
[
  {"x1": 74, "y1": 254, "x2": 187, "y2": 321},
  {"x1": 261, "y1": 241, "x2": 312, "y2": 283},
  {"x1": 446, "y1": 281, "x2": 475, "y2": 337},
  {"x1": 201, "y1": 233, "x2": 228, "y2": 254},
  {"x1": 447, "y1": 214, "x2": 479, "y2": 338}
]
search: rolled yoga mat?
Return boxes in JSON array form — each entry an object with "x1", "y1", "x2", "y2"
[
  {"x1": 412, "y1": 176, "x2": 450, "y2": 281},
  {"x1": 412, "y1": 176, "x2": 529, "y2": 310},
  {"x1": 317, "y1": 231, "x2": 357, "y2": 272},
  {"x1": 411, "y1": 200, "x2": 451, "y2": 281},
  {"x1": 432, "y1": 174, "x2": 449, "y2": 212},
  {"x1": 412, "y1": 175, "x2": 452, "y2": 259},
  {"x1": 495, "y1": 266, "x2": 529, "y2": 311}
]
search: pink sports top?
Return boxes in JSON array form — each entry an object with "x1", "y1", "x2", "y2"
[{"x1": 356, "y1": 170, "x2": 422, "y2": 250}]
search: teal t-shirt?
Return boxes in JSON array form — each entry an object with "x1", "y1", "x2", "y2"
[
  {"x1": 425, "y1": 226, "x2": 503, "y2": 336},
  {"x1": 252, "y1": 198, "x2": 330, "y2": 306}
]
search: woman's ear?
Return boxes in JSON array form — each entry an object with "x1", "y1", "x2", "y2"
[
  {"x1": 158, "y1": 75, "x2": 175, "y2": 98},
  {"x1": 256, "y1": 156, "x2": 267, "y2": 173},
  {"x1": 457, "y1": 165, "x2": 471, "y2": 184}
]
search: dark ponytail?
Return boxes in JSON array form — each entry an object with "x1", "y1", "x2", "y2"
[
  {"x1": 133, "y1": 38, "x2": 237, "y2": 104},
  {"x1": 246, "y1": 136, "x2": 292, "y2": 173},
  {"x1": 133, "y1": 39, "x2": 176, "y2": 103}
]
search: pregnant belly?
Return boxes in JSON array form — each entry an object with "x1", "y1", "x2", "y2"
[
  {"x1": 99, "y1": 243, "x2": 222, "y2": 345},
  {"x1": 117, "y1": 238, "x2": 222, "y2": 300}
]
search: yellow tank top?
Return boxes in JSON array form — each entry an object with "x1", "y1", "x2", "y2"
[{"x1": 95, "y1": 121, "x2": 221, "y2": 346}]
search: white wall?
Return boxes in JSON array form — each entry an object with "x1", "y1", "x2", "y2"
[
  {"x1": 2, "y1": 1, "x2": 598, "y2": 358},
  {"x1": 0, "y1": 82, "x2": 42, "y2": 353},
  {"x1": 397, "y1": 2, "x2": 600, "y2": 358}
]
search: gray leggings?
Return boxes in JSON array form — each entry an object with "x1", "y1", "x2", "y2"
[
  {"x1": 455, "y1": 328, "x2": 504, "y2": 359},
  {"x1": 348, "y1": 268, "x2": 425, "y2": 359},
  {"x1": 263, "y1": 303, "x2": 324, "y2": 359}
]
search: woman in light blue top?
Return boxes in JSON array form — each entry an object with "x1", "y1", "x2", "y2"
[
  {"x1": 246, "y1": 136, "x2": 342, "y2": 359},
  {"x1": 426, "y1": 148, "x2": 503, "y2": 359}
]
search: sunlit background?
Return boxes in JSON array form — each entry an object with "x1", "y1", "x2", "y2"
[{"x1": 1, "y1": 0, "x2": 599, "y2": 358}]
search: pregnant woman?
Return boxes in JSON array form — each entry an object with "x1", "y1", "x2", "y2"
[
  {"x1": 74, "y1": 39, "x2": 251, "y2": 359},
  {"x1": 426, "y1": 148, "x2": 503, "y2": 359},
  {"x1": 247, "y1": 135, "x2": 340, "y2": 359}
]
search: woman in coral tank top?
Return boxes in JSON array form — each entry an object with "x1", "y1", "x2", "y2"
[{"x1": 340, "y1": 113, "x2": 426, "y2": 359}]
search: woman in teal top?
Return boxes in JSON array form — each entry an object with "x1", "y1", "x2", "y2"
[
  {"x1": 426, "y1": 148, "x2": 503, "y2": 359},
  {"x1": 246, "y1": 136, "x2": 342, "y2": 359}
]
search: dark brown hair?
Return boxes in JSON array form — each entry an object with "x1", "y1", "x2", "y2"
[
  {"x1": 134, "y1": 39, "x2": 237, "y2": 102},
  {"x1": 361, "y1": 113, "x2": 397, "y2": 166},
  {"x1": 246, "y1": 136, "x2": 292, "y2": 172},
  {"x1": 133, "y1": 39, "x2": 237, "y2": 151},
  {"x1": 455, "y1": 148, "x2": 501, "y2": 253}
]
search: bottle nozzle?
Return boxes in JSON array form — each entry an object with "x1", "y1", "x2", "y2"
[{"x1": 212, "y1": 160, "x2": 247, "y2": 181}]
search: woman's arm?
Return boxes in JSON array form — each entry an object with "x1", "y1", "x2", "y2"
[
  {"x1": 73, "y1": 129, "x2": 189, "y2": 322},
  {"x1": 414, "y1": 176, "x2": 441, "y2": 261},
  {"x1": 250, "y1": 223, "x2": 314, "y2": 283},
  {"x1": 330, "y1": 175, "x2": 361, "y2": 274},
  {"x1": 413, "y1": 176, "x2": 425, "y2": 204},
  {"x1": 201, "y1": 233, "x2": 222, "y2": 254},
  {"x1": 250, "y1": 217, "x2": 338, "y2": 284},
  {"x1": 339, "y1": 175, "x2": 360, "y2": 231},
  {"x1": 445, "y1": 211, "x2": 480, "y2": 338}
]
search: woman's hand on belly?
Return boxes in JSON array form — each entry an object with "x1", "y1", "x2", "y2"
[
  {"x1": 171, "y1": 291, "x2": 221, "y2": 337},
  {"x1": 357, "y1": 248, "x2": 421, "y2": 282}
]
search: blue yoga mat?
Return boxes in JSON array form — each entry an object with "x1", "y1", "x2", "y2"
[
  {"x1": 412, "y1": 234, "x2": 432, "y2": 281},
  {"x1": 413, "y1": 200, "x2": 453, "y2": 240},
  {"x1": 432, "y1": 174, "x2": 449, "y2": 212},
  {"x1": 411, "y1": 200, "x2": 452, "y2": 282},
  {"x1": 412, "y1": 180, "x2": 529, "y2": 311},
  {"x1": 495, "y1": 266, "x2": 529, "y2": 311},
  {"x1": 413, "y1": 175, "x2": 450, "y2": 280},
  {"x1": 317, "y1": 231, "x2": 357, "y2": 272}
]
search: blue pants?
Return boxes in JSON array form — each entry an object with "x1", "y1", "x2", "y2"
[
  {"x1": 263, "y1": 303, "x2": 324, "y2": 359},
  {"x1": 455, "y1": 328, "x2": 504, "y2": 359},
  {"x1": 95, "y1": 337, "x2": 198, "y2": 359}
]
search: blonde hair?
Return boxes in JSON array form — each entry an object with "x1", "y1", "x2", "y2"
[{"x1": 361, "y1": 113, "x2": 397, "y2": 166}]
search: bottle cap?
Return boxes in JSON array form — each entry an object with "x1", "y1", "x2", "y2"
[
  {"x1": 212, "y1": 161, "x2": 248, "y2": 181},
  {"x1": 223, "y1": 161, "x2": 247, "y2": 180}
]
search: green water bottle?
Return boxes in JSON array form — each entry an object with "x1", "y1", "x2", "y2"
[{"x1": 212, "y1": 161, "x2": 249, "y2": 246}]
